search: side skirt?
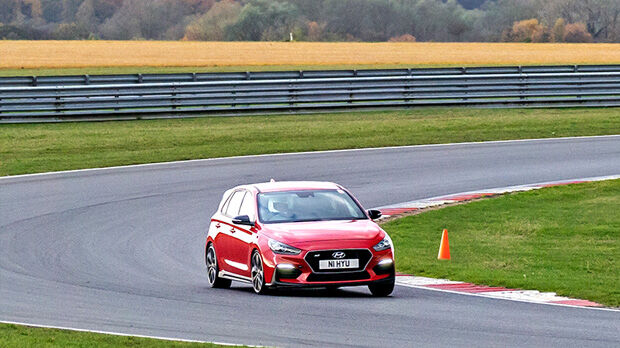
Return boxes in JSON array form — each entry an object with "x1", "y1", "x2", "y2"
[{"x1": 219, "y1": 270, "x2": 252, "y2": 284}]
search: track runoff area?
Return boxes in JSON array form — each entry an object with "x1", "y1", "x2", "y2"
[{"x1": 382, "y1": 174, "x2": 619, "y2": 309}]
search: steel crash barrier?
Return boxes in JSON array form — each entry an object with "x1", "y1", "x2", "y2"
[{"x1": 1, "y1": 65, "x2": 619, "y2": 123}]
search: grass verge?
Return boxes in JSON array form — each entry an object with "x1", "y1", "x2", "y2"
[
  {"x1": 2, "y1": 107, "x2": 619, "y2": 176},
  {"x1": 0, "y1": 323, "x2": 225, "y2": 348},
  {"x1": 383, "y1": 179, "x2": 620, "y2": 307}
]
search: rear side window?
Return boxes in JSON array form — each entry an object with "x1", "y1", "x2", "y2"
[{"x1": 225, "y1": 191, "x2": 245, "y2": 217}]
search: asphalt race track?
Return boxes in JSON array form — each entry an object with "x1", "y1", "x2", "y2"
[{"x1": 1, "y1": 135, "x2": 619, "y2": 347}]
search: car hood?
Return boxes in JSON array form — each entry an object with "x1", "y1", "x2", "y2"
[{"x1": 262, "y1": 219, "x2": 384, "y2": 245}]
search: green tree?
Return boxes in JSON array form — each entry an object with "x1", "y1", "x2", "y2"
[
  {"x1": 76, "y1": 0, "x2": 97, "y2": 32},
  {"x1": 41, "y1": 0, "x2": 63, "y2": 23},
  {"x1": 184, "y1": 0, "x2": 242, "y2": 41},
  {"x1": 0, "y1": 0, "x2": 19, "y2": 23},
  {"x1": 53, "y1": 22, "x2": 89, "y2": 39},
  {"x1": 61, "y1": 0, "x2": 82, "y2": 22},
  {"x1": 225, "y1": 0, "x2": 300, "y2": 41}
]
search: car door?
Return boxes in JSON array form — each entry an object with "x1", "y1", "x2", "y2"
[
  {"x1": 217, "y1": 190, "x2": 246, "y2": 275},
  {"x1": 227, "y1": 191, "x2": 257, "y2": 276}
]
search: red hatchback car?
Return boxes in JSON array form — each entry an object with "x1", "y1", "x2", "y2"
[{"x1": 205, "y1": 181, "x2": 395, "y2": 296}]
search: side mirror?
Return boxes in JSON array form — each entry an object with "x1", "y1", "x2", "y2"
[
  {"x1": 232, "y1": 215, "x2": 254, "y2": 226},
  {"x1": 367, "y1": 209, "x2": 382, "y2": 220}
]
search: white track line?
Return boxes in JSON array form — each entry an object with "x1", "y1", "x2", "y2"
[{"x1": 1, "y1": 134, "x2": 618, "y2": 182}]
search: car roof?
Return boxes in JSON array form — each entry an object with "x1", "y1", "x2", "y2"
[{"x1": 244, "y1": 181, "x2": 342, "y2": 193}]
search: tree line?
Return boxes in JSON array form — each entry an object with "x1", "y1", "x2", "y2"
[{"x1": 0, "y1": 0, "x2": 618, "y2": 43}]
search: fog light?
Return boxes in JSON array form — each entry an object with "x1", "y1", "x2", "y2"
[
  {"x1": 373, "y1": 259, "x2": 394, "y2": 275},
  {"x1": 276, "y1": 263, "x2": 302, "y2": 279}
]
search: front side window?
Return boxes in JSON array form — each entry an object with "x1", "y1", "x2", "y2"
[
  {"x1": 238, "y1": 192, "x2": 256, "y2": 220},
  {"x1": 257, "y1": 189, "x2": 367, "y2": 224},
  {"x1": 225, "y1": 190, "x2": 245, "y2": 217}
]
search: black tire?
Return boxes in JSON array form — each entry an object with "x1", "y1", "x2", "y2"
[
  {"x1": 368, "y1": 277, "x2": 395, "y2": 297},
  {"x1": 251, "y1": 250, "x2": 269, "y2": 295},
  {"x1": 205, "y1": 243, "x2": 231, "y2": 289}
]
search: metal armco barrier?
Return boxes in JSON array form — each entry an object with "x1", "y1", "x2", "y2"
[{"x1": 1, "y1": 65, "x2": 619, "y2": 123}]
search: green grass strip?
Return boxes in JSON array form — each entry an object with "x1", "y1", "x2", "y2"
[
  {"x1": 1, "y1": 107, "x2": 619, "y2": 176},
  {"x1": 383, "y1": 179, "x2": 620, "y2": 307},
  {"x1": 0, "y1": 323, "x2": 228, "y2": 348}
]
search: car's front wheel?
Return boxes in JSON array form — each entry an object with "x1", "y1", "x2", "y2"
[
  {"x1": 251, "y1": 250, "x2": 269, "y2": 295},
  {"x1": 368, "y1": 277, "x2": 395, "y2": 297},
  {"x1": 205, "y1": 243, "x2": 231, "y2": 289}
]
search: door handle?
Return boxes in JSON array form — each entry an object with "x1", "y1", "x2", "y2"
[
  {"x1": 215, "y1": 223, "x2": 221, "y2": 228},
  {"x1": 230, "y1": 228, "x2": 236, "y2": 233}
]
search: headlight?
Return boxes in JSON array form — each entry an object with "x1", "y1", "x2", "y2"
[
  {"x1": 373, "y1": 236, "x2": 392, "y2": 251},
  {"x1": 268, "y1": 239, "x2": 301, "y2": 255}
]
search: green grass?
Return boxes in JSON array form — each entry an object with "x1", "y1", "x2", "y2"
[
  {"x1": 0, "y1": 323, "x2": 226, "y2": 348},
  {"x1": 383, "y1": 179, "x2": 620, "y2": 306},
  {"x1": 1, "y1": 107, "x2": 619, "y2": 176}
]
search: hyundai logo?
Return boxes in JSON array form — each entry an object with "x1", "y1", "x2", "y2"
[{"x1": 332, "y1": 251, "x2": 346, "y2": 259}]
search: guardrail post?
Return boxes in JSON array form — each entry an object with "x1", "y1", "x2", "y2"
[
  {"x1": 349, "y1": 71, "x2": 357, "y2": 104},
  {"x1": 520, "y1": 71, "x2": 527, "y2": 104},
  {"x1": 137, "y1": 74, "x2": 143, "y2": 84},
  {"x1": 404, "y1": 74, "x2": 412, "y2": 105},
  {"x1": 54, "y1": 88, "x2": 61, "y2": 114},
  {"x1": 246, "y1": 71, "x2": 251, "y2": 80},
  {"x1": 114, "y1": 88, "x2": 120, "y2": 111},
  {"x1": 32, "y1": 76, "x2": 38, "y2": 87},
  {"x1": 172, "y1": 85, "x2": 177, "y2": 110},
  {"x1": 192, "y1": 73, "x2": 197, "y2": 82},
  {"x1": 299, "y1": 70, "x2": 303, "y2": 79},
  {"x1": 576, "y1": 67, "x2": 582, "y2": 101},
  {"x1": 289, "y1": 82, "x2": 295, "y2": 107},
  {"x1": 85, "y1": 75, "x2": 90, "y2": 85},
  {"x1": 232, "y1": 83, "x2": 237, "y2": 108}
]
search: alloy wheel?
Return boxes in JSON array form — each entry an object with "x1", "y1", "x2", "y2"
[
  {"x1": 251, "y1": 251, "x2": 265, "y2": 294},
  {"x1": 206, "y1": 246, "x2": 217, "y2": 285}
]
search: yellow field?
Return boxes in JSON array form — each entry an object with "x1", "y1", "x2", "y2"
[{"x1": 1, "y1": 40, "x2": 620, "y2": 69}]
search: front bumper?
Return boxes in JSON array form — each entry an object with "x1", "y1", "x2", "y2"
[
  {"x1": 270, "y1": 273, "x2": 395, "y2": 289},
  {"x1": 264, "y1": 247, "x2": 394, "y2": 288}
]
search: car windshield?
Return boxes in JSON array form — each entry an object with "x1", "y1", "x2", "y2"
[{"x1": 257, "y1": 189, "x2": 367, "y2": 224}]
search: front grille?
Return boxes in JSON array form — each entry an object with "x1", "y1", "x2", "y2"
[
  {"x1": 306, "y1": 271, "x2": 370, "y2": 282},
  {"x1": 304, "y1": 249, "x2": 372, "y2": 273}
]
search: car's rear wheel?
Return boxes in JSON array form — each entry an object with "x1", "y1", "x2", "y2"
[
  {"x1": 251, "y1": 250, "x2": 269, "y2": 294},
  {"x1": 205, "y1": 243, "x2": 231, "y2": 289},
  {"x1": 368, "y1": 277, "x2": 395, "y2": 297}
]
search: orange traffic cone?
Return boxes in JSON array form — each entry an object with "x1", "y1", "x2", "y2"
[{"x1": 437, "y1": 229, "x2": 450, "y2": 260}]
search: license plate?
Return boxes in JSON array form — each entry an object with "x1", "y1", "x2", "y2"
[{"x1": 319, "y1": 259, "x2": 359, "y2": 270}]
